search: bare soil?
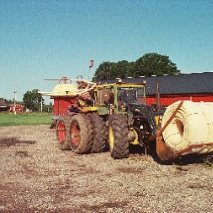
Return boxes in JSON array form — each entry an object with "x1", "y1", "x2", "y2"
[{"x1": 0, "y1": 125, "x2": 213, "y2": 213}]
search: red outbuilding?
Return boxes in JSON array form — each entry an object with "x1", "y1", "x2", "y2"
[
  {"x1": 102, "y1": 72, "x2": 213, "y2": 107},
  {"x1": 143, "y1": 72, "x2": 213, "y2": 106},
  {"x1": 9, "y1": 104, "x2": 24, "y2": 113}
]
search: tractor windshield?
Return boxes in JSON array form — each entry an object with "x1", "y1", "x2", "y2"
[{"x1": 117, "y1": 87, "x2": 145, "y2": 106}]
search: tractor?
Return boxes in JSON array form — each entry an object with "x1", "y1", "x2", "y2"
[{"x1": 55, "y1": 79, "x2": 164, "y2": 159}]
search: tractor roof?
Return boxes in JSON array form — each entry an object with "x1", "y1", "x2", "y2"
[
  {"x1": 96, "y1": 81, "x2": 145, "y2": 89},
  {"x1": 41, "y1": 84, "x2": 79, "y2": 97}
]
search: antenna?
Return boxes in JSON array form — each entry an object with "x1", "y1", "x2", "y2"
[{"x1": 44, "y1": 76, "x2": 72, "y2": 84}]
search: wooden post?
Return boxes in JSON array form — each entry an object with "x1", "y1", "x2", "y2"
[{"x1": 13, "y1": 91, "x2": 17, "y2": 114}]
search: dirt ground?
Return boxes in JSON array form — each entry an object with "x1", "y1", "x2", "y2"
[{"x1": 0, "y1": 125, "x2": 213, "y2": 213}]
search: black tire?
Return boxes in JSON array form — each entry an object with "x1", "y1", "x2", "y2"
[
  {"x1": 88, "y1": 113, "x2": 107, "y2": 153},
  {"x1": 56, "y1": 116, "x2": 71, "y2": 150},
  {"x1": 70, "y1": 114, "x2": 93, "y2": 154},
  {"x1": 108, "y1": 115, "x2": 129, "y2": 159},
  {"x1": 50, "y1": 120, "x2": 57, "y2": 129}
]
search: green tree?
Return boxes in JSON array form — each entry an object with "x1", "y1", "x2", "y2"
[
  {"x1": 93, "y1": 62, "x2": 116, "y2": 81},
  {"x1": 94, "y1": 60, "x2": 134, "y2": 81},
  {"x1": 0, "y1": 98, "x2": 13, "y2": 104},
  {"x1": 113, "y1": 60, "x2": 134, "y2": 78},
  {"x1": 23, "y1": 89, "x2": 44, "y2": 111},
  {"x1": 93, "y1": 53, "x2": 180, "y2": 81},
  {"x1": 133, "y1": 53, "x2": 180, "y2": 77}
]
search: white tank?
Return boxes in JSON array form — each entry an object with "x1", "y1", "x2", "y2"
[
  {"x1": 161, "y1": 100, "x2": 213, "y2": 156},
  {"x1": 51, "y1": 84, "x2": 78, "y2": 96}
]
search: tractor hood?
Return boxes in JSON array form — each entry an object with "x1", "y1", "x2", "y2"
[
  {"x1": 128, "y1": 103, "x2": 150, "y2": 114},
  {"x1": 128, "y1": 103, "x2": 165, "y2": 116},
  {"x1": 127, "y1": 103, "x2": 158, "y2": 135}
]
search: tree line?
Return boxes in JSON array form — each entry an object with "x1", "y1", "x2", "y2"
[
  {"x1": 93, "y1": 52, "x2": 180, "y2": 81},
  {"x1": 0, "y1": 97, "x2": 24, "y2": 105}
]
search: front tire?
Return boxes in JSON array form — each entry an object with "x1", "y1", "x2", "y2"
[
  {"x1": 88, "y1": 113, "x2": 107, "y2": 153},
  {"x1": 70, "y1": 114, "x2": 93, "y2": 154},
  {"x1": 56, "y1": 116, "x2": 71, "y2": 150},
  {"x1": 108, "y1": 115, "x2": 129, "y2": 159}
]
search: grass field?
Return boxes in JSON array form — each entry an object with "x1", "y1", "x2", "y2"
[{"x1": 0, "y1": 113, "x2": 52, "y2": 126}]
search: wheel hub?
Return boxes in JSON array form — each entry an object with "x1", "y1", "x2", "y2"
[
  {"x1": 57, "y1": 121, "x2": 65, "y2": 144},
  {"x1": 109, "y1": 126, "x2": 115, "y2": 152},
  {"x1": 71, "y1": 121, "x2": 81, "y2": 146}
]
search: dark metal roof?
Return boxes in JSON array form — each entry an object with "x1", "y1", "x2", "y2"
[{"x1": 99, "y1": 72, "x2": 213, "y2": 96}]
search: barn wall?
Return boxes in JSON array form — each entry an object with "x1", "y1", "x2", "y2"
[
  {"x1": 8, "y1": 104, "x2": 24, "y2": 113},
  {"x1": 146, "y1": 94, "x2": 213, "y2": 106}
]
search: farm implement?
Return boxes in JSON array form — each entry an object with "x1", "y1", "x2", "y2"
[{"x1": 41, "y1": 77, "x2": 213, "y2": 161}]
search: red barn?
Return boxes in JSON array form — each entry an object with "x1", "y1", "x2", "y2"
[
  {"x1": 100, "y1": 72, "x2": 213, "y2": 107},
  {"x1": 9, "y1": 104, "x2": 24, "y2": 113},
  {"x1": 143, "y1": 72, "x2": 213, "y2": 106}
]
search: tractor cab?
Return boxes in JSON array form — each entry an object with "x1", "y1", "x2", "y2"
[{"x1": 91, "y1": 82, "x2": 146, "y2": 114}]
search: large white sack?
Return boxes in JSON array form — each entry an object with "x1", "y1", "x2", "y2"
[{"x1": 161, "y1": 101, "x2": 213, "y2": 155}]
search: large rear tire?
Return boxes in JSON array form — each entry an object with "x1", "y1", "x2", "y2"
[
  {"x1": 108, "y1": 115, "x2": 129, "y2": 159},
  {"x1": 70, "y1": 114, "x2": 93, "y2": 154},
  {"x1": 88, "y1": 113, "x2": 107, "y2": 153},
  {"x1": 56, "y1": 116, "x2": 71, "y2": 150}
]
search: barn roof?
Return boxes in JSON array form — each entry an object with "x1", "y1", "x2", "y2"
[{"x1": 99, "y1": 72, "x2": 213, "y2": 96}]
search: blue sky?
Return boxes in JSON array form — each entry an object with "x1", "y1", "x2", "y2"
[{"x1": 0, "y1": 0, "x2": 213, "y2": 102}]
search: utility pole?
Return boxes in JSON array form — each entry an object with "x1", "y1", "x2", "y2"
[
  {"x1": 155, "y1": 80, "x2": 161, "y2": 111},
  {"x1": 40, "y1": 98, "x2": 43, "y2": 112},
  {"x1": 13, "y1": 91, "x2": 17, "y2": 115}
]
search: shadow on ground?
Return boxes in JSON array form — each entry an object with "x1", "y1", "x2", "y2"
[
  {"x1": 0, "y1": 137, "x2": 36, "y2": 147},
  {"x1": 129, "y1": 141, "x2": 213, "y2": 166}
]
